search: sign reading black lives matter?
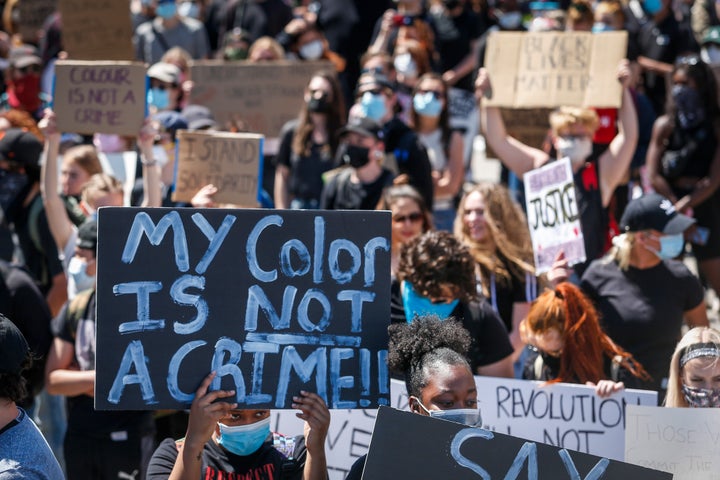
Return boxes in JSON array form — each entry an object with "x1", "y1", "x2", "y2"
[
  {"x1": 361, "y1": 407, "x2": 672, "y2": 480},
  {"x1": 95, "y1": 208, "x2": 391, "y2": 410}
]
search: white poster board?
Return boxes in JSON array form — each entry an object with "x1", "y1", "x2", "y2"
[
  {"x1": 271, "y1": 376, "x2": 657, "y2": 478},
  {"x1": 625, "y1": 405, "x2": 720, "y2": 479},
  {"x1": 524, "y1": 157, "x2": 586, "y2": 273},
  {"x1": 98, "y1": 151, "x2": 137, "y2": 207}
]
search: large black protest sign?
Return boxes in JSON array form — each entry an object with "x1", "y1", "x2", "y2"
[
  {"x1": 95, "y1": 208, "x2": 391, "y2": 410},
  {"x1": 361, "y1": 407, "x2": 672, "y2": 479}
]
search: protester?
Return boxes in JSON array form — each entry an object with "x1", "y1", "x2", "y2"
[
  {"x1": 0, "y1": 46, "x2": 51, "y2": 121},
  {"x1": 665, "y1": 326, "x2": 720, "y2": 407},
  {"x1": 0, "y1": 314, "x2": 63, "y2": 480},
  {"x1": 57, "y1": 145, "x2": 103, "y2": 227},
  {"x1": 645, "y1": 55, "x2": 720, "y2": 301},
  {"x1": 147, "y1": 62, "x2": 184, "y2": 114},
  {"x1": 346, "y1": 315, "x2": 483, "y2": 480},
  {"x1": 275, "y1": 71, "x2": 346, "y2": 209},
  {"x1": 477, "y1": 60, "x2": 638, "y2": 275},
  {"x1": 581, "y1": 193, "x2": 709, "y2": 394},
  {"x1": 146, "y1": 372, "x2": 330, "y2": 479},
  {"x1": 392, "y1": 40, "x2": 433, "y2": 124},
  {"x1": 320, "y1": 117, "x2": 395, "y2": 210},
  {"x1": 410, "y1": 73, "x2": 464, "y2": 230},
  {"x1": 521, "y1": 282, "x2": 651, "y2": 397},
  {"x1": 393, "y1": 230, "x2": 514, "y2": 377}
]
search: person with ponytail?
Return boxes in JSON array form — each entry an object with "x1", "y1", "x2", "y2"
[
  {"x1": 665, "y1": 327, "x2": 720, "y2": 408},
  {"x1": 520, "y1": 282, "x2": 650, "y2": 397},
  {"x1": 274, "y1": 71, "x2": 345, "y2": 209},
  {"x1": 346, "y1": 315, "x2": 482, "y2": 480}
]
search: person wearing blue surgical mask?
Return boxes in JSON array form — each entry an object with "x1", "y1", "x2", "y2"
[
  {"x1": 146, "y1": 372, "x2": 330, "y2": 479},
  {"x1": 147, "y1": 62, "x2": 182, "y2": 113},
  {"x1": 410, "y1": 73, "x2": 464, "y2": 231},
  {"x1": 580, "y1": 193, "x2": 709, "y2": 395},
  {"x1": 346, "y1": 315, "x2": 484, "y2": 480}
]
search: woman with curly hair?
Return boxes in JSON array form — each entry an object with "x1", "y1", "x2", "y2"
[
  {"x1": 274, "y1": 71, "x2": 345, "y2": 209},
  {"x1": 346, "y1": 315, "x2": 481, "y2": 480},
  {"x1": 455, "y1": 183, "x2": 542, "y2": 362},
  {"x1": 520, "y1": 282, "x2": 650, "y2": 397},
  {"x1": 665, "y1": 327, "x2": 720, "y2": 408},
  {"x1": 393, "y1": 230, "x2": 514, "y2": 377}
]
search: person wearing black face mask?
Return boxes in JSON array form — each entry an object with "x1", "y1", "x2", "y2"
[
  {"x1": 274, "y1": 72, "x2": 346, "y2": 210},
  {"x1": 319, "y1": 117, "x2": 395, "y2": 210}
]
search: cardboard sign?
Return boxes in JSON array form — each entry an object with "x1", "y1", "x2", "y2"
[
  {"x1": 361, "y1": 406, "x2": 671, "y2": 479},
  {"x1": 97, "y1": 151, "x2": 138, "y2": 207},
  {"x1": 16, "y1": 0, "x2": 56, "y2": 42},
  {"x1": 189, "y1": 61, "x2": 333, "y2": 138},
  {"x1": 484, "y1": 31, "x2": 627, "y2": 108},
  {"x1": 95, "y1": 208, "x2": 391, "y2": 410},
  {"x1": 53, "y1": 61, "x2": 147, "y2": 136},
  {"x1": 625, "y1": 405, "x2": 720, "y2": 479},
  {"x1": 524, "y1": 158, "x2": 586, "y2": 273},
  {"x1": 58, "y1": 0, "x2": 134, "y2": 61},
  {"x1": 172, "y1": 131, "x2": 263, "y2": 206},
  {"x1": 270, "y1": 377, "x2": 658, "y2": 477}
]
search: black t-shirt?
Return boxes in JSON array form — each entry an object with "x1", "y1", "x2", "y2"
[
  {"x1": 429, "y1": 8, "x2": 483, "y2": 91},
  {"x1": 483, "y1": 260, "x2": 535, "y2": 333},
  {"x1": 320, "y1": 167, "x2": 395, "y2": 210},
  {"x1": 580, "y1": 258, "x2": 704, "y2": 392},
  {"x1": 390, "y1": 281, "x2": 513, "y2": 372},
  {"x1": 146, "y1": 434, "x2": 307, "y2": 480},
  {"x1": 573, "y1": 154, "x2": 608, "y2": 277},
  {"x1": 637, "y1": 14, "x2": 682, "y2": 116},
  {"x1": 275, "y1": 120, "x2": 336, "y2": 203},
  {"x1": 52, "y1": 291, "x2": 155, "y2": 437}
]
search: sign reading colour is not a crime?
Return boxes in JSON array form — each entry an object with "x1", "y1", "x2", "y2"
[{"x1": 95, "y1": 207, "x2": 391, "y2": 410}]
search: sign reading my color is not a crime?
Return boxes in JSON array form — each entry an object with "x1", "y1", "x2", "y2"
[{"x1": 95, "y1": 208, "x2": 391, "y2": 410}]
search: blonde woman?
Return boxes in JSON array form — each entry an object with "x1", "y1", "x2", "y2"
[{"x1": 665, "y1": 327, "x2": 720, "y2": 408}]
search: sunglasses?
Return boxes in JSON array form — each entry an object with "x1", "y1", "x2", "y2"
[
  {"x1": 151, "y1": 83, "x2": 177, "y2": 91},
  {"x1": 393, "y1": 212, "x2": 424, "y2": 224}
]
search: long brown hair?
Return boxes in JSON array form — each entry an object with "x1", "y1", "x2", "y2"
[
  {"x1": 524, "y1": 282, "x2": 650, "y2": 384},
  {"x1": 410, "y1": 72, "x2": 451, "y2": 148},
  {"x1": 291, "y1": 71, "x2": 345, "y2": 158}
]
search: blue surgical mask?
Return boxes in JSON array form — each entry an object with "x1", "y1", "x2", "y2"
[
  {"x1": 413, "y1": 92, "x2": 442, "y2": 117},
  {"x1": 401, "y1": 281, "x2": 459, "y2": 323},
  {"x1": 413, "y1": 397, "x2": 483, "y2": 426},
  {"x1": 178, "y1": 1, "x2": 199, "y2": 18},
  {"x1": 148, "y1": 87, "x2": 170, "y2": 110},
  {"x1": 646, "y1": 233, "x2": 685, "y2": 260},
  {"x1": 360, "y1": 92, "x2": 387, "y2": 122},
  {"x1": 156, "y1": 1, "x2": 178, "y2": 19},
  {"x1": 217, "y1": 417, "x2": 270, "y2": 456},
  {"x1": 643, "y1": 0, "x2": 662, "y2": 16},
  {"x1": 68, "y1": 256, "x2": 95, "y2": 293},
  {"x1": 592, "y1": 22, "x2": 614, "y2": 33}
]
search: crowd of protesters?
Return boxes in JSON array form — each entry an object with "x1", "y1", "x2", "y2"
[{"x1": 1, "y1": 0, "x2": 720, "y2": 479}]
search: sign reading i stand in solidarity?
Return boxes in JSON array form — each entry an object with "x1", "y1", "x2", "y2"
[
  {"x1": 361, "y1": 407, "x2": 671, "y2": 479},
  {"x1": 95, "y1": 208, "x2": 391, "y2": 410},
  {"x1": 524, "y1": 158, "x2": 586, "y2": 273},
  {"x1": 53, "y1": 61, "x2": 147, "y2": 136}
]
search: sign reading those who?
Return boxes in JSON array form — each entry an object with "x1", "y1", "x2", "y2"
[
  {"x1": 361, "y1": 407, "x2": 671, "y2": 480},
  {"x1": 95, "y1": 208, "x2": 391, "y2": 410},
  {"x1": 524, "y1": 158, "x2": 586, "y2": 273},
  {"x1": 625, "y1": 405, "x2": 720, "y2": 479},
  {"x1": 172, "y1": 131, "x2": 263, "y2": 206},
  {"x1": 484, "y1": 31, "x2": 628, "y2": 108},
  {"x1": 58, "y1": 0, "x2": 135, "y2": 60},
  {"x1": 53, "y1": 61, "x2": 147, "y2": 136},
  {"x1": 270, "y1": 377, "x2": 658, "y2": 477},
  {"x1": 189, "y1": 61, "x2": 333, "y2": 138}
]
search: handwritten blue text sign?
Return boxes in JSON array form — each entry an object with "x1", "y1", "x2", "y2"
[{"x1": 95, "y1": 208, "x2": 391, "y2": 410}]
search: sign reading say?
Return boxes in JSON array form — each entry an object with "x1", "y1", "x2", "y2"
[
  {"x1": 95, "y1": 208, "x2": 391, "y2": 410},
  {"x1": 484, "y1": 31, "x2": 627, "y2": 108},
  {"x1": 53, "y1": 61, "x2": 146, "y2": 136},
  {"x1": 172, "y1": 130, "x2": 263, "y2": 207},
  {"x1": 524, "y1": 158, "x2": 586, "y2": 273}
]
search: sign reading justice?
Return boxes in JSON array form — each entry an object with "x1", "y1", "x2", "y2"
[{"x1": 95, "y1": 208, "x2": 391, "y2": 410}]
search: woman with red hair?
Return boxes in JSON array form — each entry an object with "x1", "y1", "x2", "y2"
[{"x1": 520, "y1": 282, "x2": 650, "y2": 397}]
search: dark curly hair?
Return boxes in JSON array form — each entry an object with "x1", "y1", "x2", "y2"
[
  {"x1": 396, "y1": 231, "x2": 477, "y2": 303},
  {"x1": 0, "y1": 356, "x2": 30, "y2": 403},
  {"x1": 388, "y1": 315, "x2": 472, "y2": 398}
]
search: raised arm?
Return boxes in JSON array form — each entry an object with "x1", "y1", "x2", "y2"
[
  {"x1": 138, "y1": 119, "x2": 162, "y2": 208},
  {"x1": 38, "y1": 109, "x2": 74, "y2": 253},
  {"x1": 476, "y1": 68, "x2": 548, "y2": 178},
  {"x1": 293, "y1": 391, "x2": 330, "y2": 480},
  {"x1": 600, "y1": 60, "x2": 639, "y2": 207}
]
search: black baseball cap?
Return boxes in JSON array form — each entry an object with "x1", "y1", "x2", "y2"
[
  {"x1": 0, "y1": 314, "x2": 29, "y2": 375},
  {"x1": 338, "y1": 117, "x2": 384, "y2": 141},
  {"x1": 77, "y1": 219, "x2": 98, "y2": 251},
  {"x1": 0, "y1": 128, "x2": 44, "y2": 169},
  {"x1": 619, "y1": 193, "x2": 695, "y2": 234}
]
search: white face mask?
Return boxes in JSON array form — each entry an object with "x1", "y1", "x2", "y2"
[
  {"x1": 498, "y1": 11, "x2": 522, "y2": 30},
  {"x1": 412, "y1": 397, "x2": 483, "y2": 427},
  {"x1": 556, "y1": 136, "x2": 592, "y2": 165},
  {"x1": 394, "y1": 53, "x2": 418, "y2": 77},
  {"x1": 299, "y1": 40, "x2": 324, "y2": 60},
  {"x1": 701, "y1": 45, "x2": 720, "y2": 66},
  {"x1": 68, "y1": 256, "x2": 95, "y2": 292}
]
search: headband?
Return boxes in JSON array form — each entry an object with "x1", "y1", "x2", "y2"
[{"x1": 679, "y1": 342, "x2": 720, "y2": 368}]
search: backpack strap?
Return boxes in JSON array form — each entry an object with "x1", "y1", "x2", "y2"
[{"x1": 67, "y1": 289, "x2": 94, "y2": 340}]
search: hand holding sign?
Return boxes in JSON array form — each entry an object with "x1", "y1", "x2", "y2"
[
  {"x1": 293, "y1": 391, "x2": 331, "y2": 457},
  {"x1": 185, "y1": 371, "x2": 238, "y2": 450}
]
